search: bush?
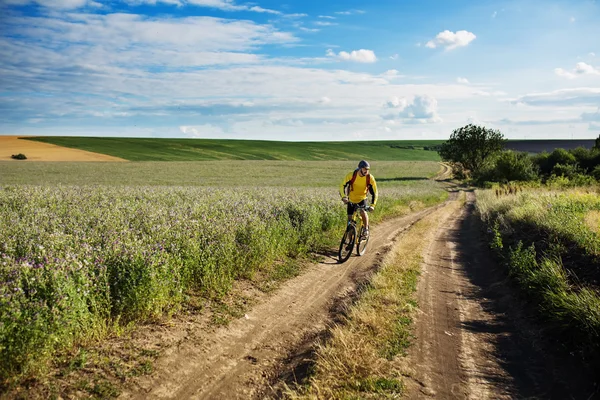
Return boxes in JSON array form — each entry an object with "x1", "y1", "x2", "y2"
[
  {"x1": 551, "y1": 163, "x2": 580, "y2": 178},
  {"x1": 494, "y1": 150, "x2": 538, "y2": 182},
  {"x1": 533, "y1": 149, "x2": 577, "y2": 177},
  {"x1": 474, "y1": 150, "x2": 539, "y2": 184},
  {"x1": 570, "y1": 147, "x2": 597, "y2": 173},
  {"x1": 592, "y1": 165, "x2": 600, "y2": 181},
  {"x1": 11, "y1": 153, "x2": 27, "y2": 160}
]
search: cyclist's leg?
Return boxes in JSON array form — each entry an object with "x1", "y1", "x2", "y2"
[
  {"x1": 358, "y1": 200, "x2": 369, "y2": 237},
  {"x1": 347, "y1": 202, "x2": 356, "y2": 225}
]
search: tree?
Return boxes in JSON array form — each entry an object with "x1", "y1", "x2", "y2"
[
  {"x1": 438, "y1": 124, "x2": 506, "y2": 177},
  {"x1": 594, "y1": 134, "x2": 600, "y2": 151}
]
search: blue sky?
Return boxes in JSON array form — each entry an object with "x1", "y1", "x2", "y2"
[{"x1": 1, "y1": 0, "x2": 599, "y2": 140}]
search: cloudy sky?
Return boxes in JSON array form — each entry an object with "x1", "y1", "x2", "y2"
[{"x1": 1, "y1": 0, "x2": 599, "y2": 140}]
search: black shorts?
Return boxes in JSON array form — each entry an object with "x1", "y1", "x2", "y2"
[{"x1": 347, "y1": 200, "x2": 367, "y2": 215}]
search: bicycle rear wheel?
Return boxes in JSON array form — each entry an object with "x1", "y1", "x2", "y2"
[
  {"x1": 356, "y1": 227, "x2": 369, "y2": 256},
  {"x1": 338, "y1": 226, "x2": 356, "y2": 263}
]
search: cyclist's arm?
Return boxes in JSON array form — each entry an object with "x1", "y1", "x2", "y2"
[
  {"x1": 339, "y1": 172, "x2": 353, "y2": 199},
  {"x1": 369, "y1": 175, "x2": 378, "y2": 207}
]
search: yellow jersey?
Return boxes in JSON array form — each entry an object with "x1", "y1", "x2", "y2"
[{"x1": 339, "y1": 170, "x2": 378, "y2": 206}]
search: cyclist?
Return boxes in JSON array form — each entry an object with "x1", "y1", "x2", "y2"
[{"x1": 339, "y1": 160, "x2": 378, "y2": 238}]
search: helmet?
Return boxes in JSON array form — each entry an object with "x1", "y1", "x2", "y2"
[{"x1": 358, "y1": 160, "x2": 370, "y2": 169}]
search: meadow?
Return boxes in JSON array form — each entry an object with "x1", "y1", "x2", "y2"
[
  {"x1": 23, "y1": 137, "x2": 443, "y2": 161},
  {"x1": 0, "y1": 160, "x2": 439, "y2": 186},
  {"x1": 476, "y1": 188, "x2": 600, "y2": 365},
  {"x1": 0, "y1": 160, "x2": 446, "y2": 387}
]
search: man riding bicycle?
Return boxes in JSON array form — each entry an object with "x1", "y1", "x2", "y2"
[{"x1": 339, "y1": 160, "x2": 378, "y2": 238}]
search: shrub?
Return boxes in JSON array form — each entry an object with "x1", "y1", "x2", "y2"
[
  {"x1": 570, "y1": 147, "x2": 597, "y2": 173},
  {"x1": 11, "y1": 153, "x2": 27, "y2": 160},
  {"x1": 592, "y1": 165, "x2": 600, "y2": 181},
  {"x1": 494, "y1": 150, "x2": 538, "y2": 182},
  {"x1": 551, "y1": 163, "x2": 580, "y2": 179}
]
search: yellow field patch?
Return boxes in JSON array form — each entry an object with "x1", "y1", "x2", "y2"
[
  {"x1": 584, "y1": 210, "x2": 600, "y2": 233},
  {"x1": 1, "y1": 136, "x2": 127, "y2": 162}
]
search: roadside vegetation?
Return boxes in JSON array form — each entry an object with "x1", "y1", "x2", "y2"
[
  {"x1": 439, "y1": 124, "x2": 600, "y2": 375},
  {"x1": 476, "y1": 188, "x2": 600, "y2": 370},
  {"x1": 289, "y1": 197, "x2": 462, "y2": 399},
  {"x1": 0, "y1": 161, "x2": 447, "y2": 396}
]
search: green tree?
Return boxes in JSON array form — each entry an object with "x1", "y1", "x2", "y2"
[
  {"x1": 594, "y1": 134, "x2": 600, "y2": 151},
  {"x1": 438, "y1": 124, "x2": 506, "y2": 177}
]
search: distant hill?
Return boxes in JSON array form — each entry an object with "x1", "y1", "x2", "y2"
[
  {"x1": 505, "y1": 140, "x2": 596, "y2": 153},
  {"x1": 20, "y1": 136, "x2": 597, "y2": 161},
  {"x1": 24, "y1": 137, "x2": 443, "y2": 161}
]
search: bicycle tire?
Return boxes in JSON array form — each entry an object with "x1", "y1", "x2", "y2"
[
  {"x1": 356, "y1": 227, "x2": 369, "y2": 256},
  {"x1": 338, "y1": 226, "x2": 356, "y2": 263}
]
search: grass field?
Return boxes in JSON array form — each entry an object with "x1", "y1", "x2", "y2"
[
  {"x1": 0, "y1": 160, "x2": 441, "y2": 186},
  {"x1": 23, "y1": 137, "x2": 443, "y2": 161},
  {"x1": 0, "y1": 159, "x2": 446, "y2": 391}
]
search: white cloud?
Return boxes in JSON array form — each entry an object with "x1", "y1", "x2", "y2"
[
  {"x1": 513, "y1": 88, "x2": 600, "y2": 106},
  {"x1": 315, "y1": 21, "x2": 337, "y2": 26},
  {"x1": 589, "y1": 122, "x2": 600, "y2": 131},
  {"x1": 117, "y1": 0, "x2": 284, "y2": 14},
  {"x1": 383, "y1": 95, "x2": 441, "y2": 123},
  {"x1": 318, "y1": 15, "x2": 336, "y2": 19},
  {"x1": 575, "y1": 62, "x2": 600, "y2": 74},
  {"x1": 554, "y1": 68, "x2": 576, "y2": 79},
  {"x1": 326, "y1": 49, "x2": 377, "y2": 63},
  {"x1": 3, "y1": 13, "x2": 297, "y2": 56},
  {"x1": 555, "y1": 62, "x2": 600, "y2": 78},
  {"x1": 389, "y1": 54, "x2": 399, "y2": 60},
  {"x1": 591, "y1": 52, "x2": 597, "y2": 57},
  {"x1": 425, "y1": 30, "x2": 476, "y2": 51},
  {"x1": 319, "y1": 96, "x2": 332, "y2": 104},
  {"x1": 1, "y1": 0, "x2": 97, "y2": 8},
  {"x1": 335, "y1": 9, "x2": 365, "y2": 15},
  {"x1": 570, "y1": 16, "x2": 576, "y2": 23},
  {"x1": 385, "y1": 96, "x2": 408, "y2": 109},
  {"x1": 492, "y1": 11, "x2": 497, "y2": 18},
  {"x1": 381, "y1": 69, "x2": 402, "y2": 79},
  {"x1": 457, "y1": 77, "x2": 469, "y2": 84}
]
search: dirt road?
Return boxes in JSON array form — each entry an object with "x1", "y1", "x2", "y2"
[
  {"x1": 403, "y1": 191, "x2": 596, "y2": 400},
  {"x1": 119, "y1": 188, "x2": 595, "y2": 400}
]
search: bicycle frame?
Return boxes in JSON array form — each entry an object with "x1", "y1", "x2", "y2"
[{"x1": 338, "y1": 202, "x2": 370, "y2": 263}]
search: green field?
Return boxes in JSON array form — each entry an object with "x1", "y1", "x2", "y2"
[
  {"x1": 0, "y1": 159, "x2": 447, "y2": 392},
  {"x1": 24, "y1": 137, "x2": 443, "y2": 161},
  {"x1": 0, "y1": 160, "x2": 441, "y2": 186}
]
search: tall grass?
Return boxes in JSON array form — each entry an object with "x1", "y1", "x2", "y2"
[
  {"x1": 476, "y1": 188, "x2": 600, "y2": 364},
  {"x1": 0, "y1": 182, "x2": 446, "y2": 386}
]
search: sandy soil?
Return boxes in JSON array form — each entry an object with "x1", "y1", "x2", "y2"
[{"x1": 0, "y1": 136, "x2": 126, "y2": 161}]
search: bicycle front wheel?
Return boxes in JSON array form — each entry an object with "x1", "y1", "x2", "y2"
[
  {"x1": 356, "y1": 227, "x2": 369, "y2": 256},
  {"x1": 338, "y1": 226, "x2": 356, "y2": 263}
]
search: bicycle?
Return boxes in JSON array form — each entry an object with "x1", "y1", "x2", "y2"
[{"x1": 338, "y1": 203, "x2": 371, "y2": 263}]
